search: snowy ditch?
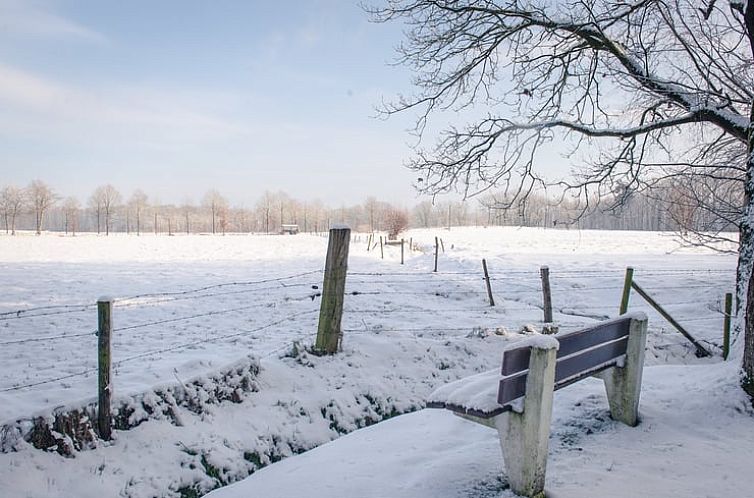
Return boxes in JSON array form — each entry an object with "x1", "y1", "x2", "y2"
[{"x1": 0, "y1": 228, "x2": 739, "y2": 497}]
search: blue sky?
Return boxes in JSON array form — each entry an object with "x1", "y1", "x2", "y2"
[{"x1": 0, "y1": 0, "x2": 422, "y2": 206}]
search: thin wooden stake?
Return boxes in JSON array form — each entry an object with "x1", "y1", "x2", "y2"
[
  {"x1": 439, "y1": 238, "x2": 445, "y2": 253},
  {"x1": 366, "y1": 233, "x2": 372, "y2": 252},
  {"x1": 380, "y1": 236, "x2": 384, "y2": 259},
  {"x1": 619, "y1": 267, "x2": 634, "y2": 314},
  {"x1": 434, "y1": 236, "x2": 439, "y2": 273},
  {"x1": 409, "y1": 237, "x2": 413, "y2": 252},
  {"x1": 723, "y1": 292, "x2": 732, "y2": 360},
  {"x1": 401, "y1": 239, "x2": 404, "y2": 265},
  {"x1": 540, "y1": 266, "x2": 553, "y2": 323},
  {"x1": 315, "y1": 227, "x2": 351, "y2": 354},
  {"x1": 482, "y1": 259, "x2": 495, "y2": 306},
  {"x1": 97, "y1": 298, "x2": 113, "y2": 440},
  {"x1": 631, "y1": 281, "x2": 712, "y2": 357}
]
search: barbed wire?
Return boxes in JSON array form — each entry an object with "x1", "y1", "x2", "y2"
[
  {"x1": 115, "y1": 269, "x2": 323, "y2": 302},
  {"x1": 0, "y1": 306, "x2": 94, "y2": 322},
  {"x1": 0, "y1": 309, "x2": 319, "y2": 392},
  {"x1": 0, "y1": 303, "x2": 96, "y2": 317},
  {"x1": 112, "y1": 309, "x2": 319, "y2": 367},
  {"x1": 112, "y1": 297, "x2": 317, "y2": 333},
  {"x1": 114, "y1": 282, "x2": 319, "y2": 309},
  {"x1": 0, "y1": 367, "x2": 98, "y2": 392},
  {"x1": 346, "y1": 289, "x2": 487, "y2": 296},
  {"x1": 343, "y1": 326, "x2": 476, "y2": 335},
  {"x1": 0, "y1": 330, "x2": 97, "y2": 346},
  {"x1": 343, "y1": 307, "x2": 511, "y2": 314},
  {"x1": 0, "y1": 267, "x2": 732, "y2": 319},
  {"x1": 0, "y1": 270, "x2": 323, "y2": 319}
]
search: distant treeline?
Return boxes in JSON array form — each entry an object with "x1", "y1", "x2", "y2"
[{"x1": 0, "y1": 179, "x2": 737, "y2": 235}]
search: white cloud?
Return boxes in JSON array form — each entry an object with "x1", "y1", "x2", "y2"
[
  {"x1": 0, "y1": 0, "x2": 105, "y2": 42},
  {"x1": 0, "y1": 0, "x2": 106, "y2": 42},
  {"x1": 0, "y1": 63, "x2": 256, "y2": 149}
]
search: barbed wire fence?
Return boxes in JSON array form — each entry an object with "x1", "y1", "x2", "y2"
[
  {"x1": 0, "y1": 264, "x2": 735, "y2": 391},
  {"x1": 0, "y1": 231, "x2": 737, "y2": 443}
]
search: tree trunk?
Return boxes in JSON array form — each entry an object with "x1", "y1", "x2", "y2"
[{"x1": 742, "y1": 99, "x2": 754, "y2": 398}]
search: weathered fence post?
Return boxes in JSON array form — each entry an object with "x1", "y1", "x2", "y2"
[
  {"x1": 723, "y1": 292, "x2": 732, "y2": 360},
  {"x1": 434, "y1": 236, "x2": 439, "y2": 273},
  {"x1": 97, "y1": 297, "x2": 113, "y2": 440},
  {"x1": 401, "y1": 239, "x2": 405, "y2": 265},
  {"x1": 620, "y1": 267, "x2": 634, "y2": 314},
  {"x1": 540, "y1": 266, "x2": 553, "y2": 323},
  {"x1": 380, "y1": 236, "x2": 384, "y2": 259},
  {"x1": 315, "y1": 226, "x2": 351, "y2": 354},
  {"x1": 439, "y1": 238, "x2": 445, "y2": 253},
  {"x1": 409, "y1": 237, "x2": 413, "y2": 252},
  {"x1": 630, "y1": 281, "x2": 711, "y2": 357},
  {"x1": 366, "y1": 233, "x2": 372, "y2": 252},
  {"x1": 482, "y1": 259, "x2": 495, "y2": 307}
]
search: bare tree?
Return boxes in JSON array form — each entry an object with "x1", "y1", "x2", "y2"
[
  {"x1": 0, "y1": 186, "x2": 25, "y2": 235},
  {"x1": 372, "y1": 0, "x2": 754, "y2": 396},
  {"x1": 27, "y1": 180, "x2": 56, "y2": 235},
  {"x1": 91, "y1": 185, "x2": 121, "y2": 236},
  {"x1": 62, "y1": 197, "x2": 80, "y2": 236},
  {"x1": 128, "y1": 190, "x2": 148, "y2": 236},
  {"x1": 412, "y1": 200, "x2": 435, "y2": 228},
  {"x1": 203, "y1": 189, "x2": 227, "y2": 235},
  {"x1": 364, "y1": 196, "x2": 379, "y2": 232},
  {"x1": 181, "y1": 201, "x2": 193, "y2": 234},
  {"x1": 384, "y1": 208, "x2": 410, "y2": 239}
]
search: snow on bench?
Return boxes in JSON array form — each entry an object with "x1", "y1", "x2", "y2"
[{"x1": 428, "y1": 313, "x2": 649, "y2": 498}]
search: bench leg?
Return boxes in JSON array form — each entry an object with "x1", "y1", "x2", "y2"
[
  {"x1": 495, "y1": 344, "x2": 557, "y2": 498},
  {"x1": 602, "y1": 316, "x2": 648, "y2": 426}
]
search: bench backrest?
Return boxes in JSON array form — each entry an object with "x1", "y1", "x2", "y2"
[{"x1": 497, "y1": 317, "x2": 632, "y2": 406}]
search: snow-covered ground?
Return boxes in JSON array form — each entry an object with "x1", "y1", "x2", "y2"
[
  {"x1": 0, "y1": 227, "x2": 747, "y2": 497},
  {"x1": 207, "y1": 361, "x2": 754, "y2": 498}
]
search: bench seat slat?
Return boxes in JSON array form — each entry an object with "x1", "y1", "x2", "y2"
[
  {"x1": 501, "y1": 318, "x2": 631, "y2": 375},
  {"x1": 427, "y1": 369, "x2": 509, "y2": 418},
  {"x1": 426, "y1": 400, "x2": 511, "y2": 419}
]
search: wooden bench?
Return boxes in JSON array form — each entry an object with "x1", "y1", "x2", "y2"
[{"x1": 427, "y1": 312, "x2": 648, "y2": 497}]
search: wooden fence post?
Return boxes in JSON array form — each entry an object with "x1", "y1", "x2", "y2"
[
  {"x1": 315, "y1": 226, "x2": 351, "y2": 354},
  {"x1": 434, "y1": 236, "x2": 439, "y2": 272},
  {"x1": 482, "y1": 259, "x2": 495, "y2": 306},
  {"x1": 97, "y1": 297, "x2": 113, "y2": 440},
  {"x1": 540, "y1": 266, "x2": 553, "y2": 323},
  {"x1": 620, "y1": 267, "x2": 634, "y2": 314},
  {"x1": 409, "y1": 237, "x2": 413, "y2": 252},
  {"x1": 723, "y1": 292, "x2": 732, "y2": 360},
  {"x1": 439, "y1": 238, "x2": 445, "y2": 253},
  {"x1": 380, "y1": 236, "x2": 384, "y2": 259},
  {"x1": 367, "y1": 233, "x2": 372, "y2": 252},
  {"x1": 401, "y1": 239, "x2": 405, "y2": 265}
]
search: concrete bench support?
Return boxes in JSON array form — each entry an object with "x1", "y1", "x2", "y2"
[
  {"x1": 601, "y1": 316, "x2": 648, "y2": 426},
  {"x1": 496, "y1": 341, "x2": 557, "y2": 498}
]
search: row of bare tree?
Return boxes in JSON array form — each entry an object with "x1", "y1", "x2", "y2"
[
  {"x1": 0, "y1": 178, "x2": 729, "y2": 236},
  {"x1": 0, "y1": 182, "x2": 416, "y2": 236}
]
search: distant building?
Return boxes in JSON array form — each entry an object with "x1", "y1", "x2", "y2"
[{"x1": 280, "y1": 224, "x2": 299, "y2": 235}]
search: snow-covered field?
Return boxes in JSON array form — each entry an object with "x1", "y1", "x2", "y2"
[{"x1": 0, "y1": 227, "x2": 749, "y2": 498}]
